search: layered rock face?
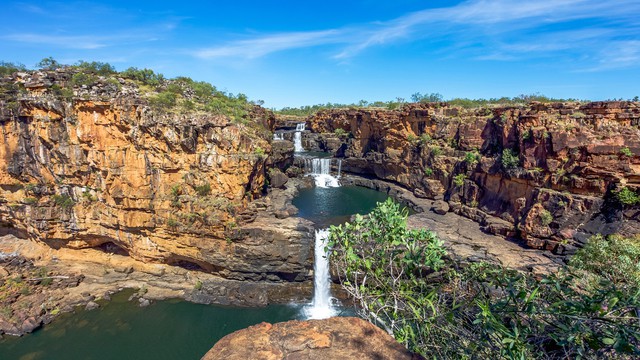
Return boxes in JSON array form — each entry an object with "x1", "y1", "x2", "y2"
[
  {"x1": 0, "y1": 69, "x2": 312, "y2": 285},
  {"x1": 305, "y1": 102, "x2": 640, "y2": 254},
  {"x1": 202, "y1": 317, "x2": 422, "y2": 360}
]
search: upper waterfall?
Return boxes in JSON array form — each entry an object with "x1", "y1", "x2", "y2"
[{"x1": 294, "y1": 123, "x2": 305, "y2": 152}]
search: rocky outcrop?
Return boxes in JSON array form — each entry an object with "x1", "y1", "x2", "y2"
[
  {"x1": 201, "y1": 317, "x2": 423, "y2": 360},
  {"x1": 0, "y1": 69, "x2": 313, "y2": 295},
  {"x1": 306, "y1": 102, "x2": 640, "y2": 254}
]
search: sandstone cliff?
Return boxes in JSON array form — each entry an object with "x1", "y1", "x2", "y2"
[
  {"x1": 304, "y1": 102, "x2": 640, "y2": 254},
  {"x1": 0, "y1": 68, "x2": 312, "y2": 284}
]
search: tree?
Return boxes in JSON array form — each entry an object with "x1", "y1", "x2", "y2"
[
  {"x1": 329, "y1": 199, "x2": 640, "y2": 358},
  {"x1": 411, "y1": 92, "x2": 444, "y2": 103},
  {"x1": 36, "y1": 57, "x2": 61, "y2": 70}
]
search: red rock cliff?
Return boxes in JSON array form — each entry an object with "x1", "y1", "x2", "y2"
[{"x1": 306, "y1": 102, "x2": 640, "y2": 254}]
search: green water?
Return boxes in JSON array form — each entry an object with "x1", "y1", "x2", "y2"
[
  {"x1": 292, "y1": 185, "x2": 391, "y2": 227},
  {"x1": 0, "y1": 290, "x2": 302, "y2": 360},
  {"x1": 0, "y1": 185, "x2": 392, "y2": 359}
]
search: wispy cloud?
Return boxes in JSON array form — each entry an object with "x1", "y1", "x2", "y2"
[
  {"x1": 194, "y1": 30, "x2": 342, "y2": 59},
  {"x1": 4, "y1": 33, "x2": 111, "y2": 49},
  {"x1": 193, "y1": 0, "x2": 640, "y2": 71}
]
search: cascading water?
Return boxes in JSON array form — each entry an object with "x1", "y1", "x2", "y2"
[
  {"x1": 304, "y1": 229, "x2": 337, "y2": 319},
  {"x1": 305, "y1": 158, "x2": 341, "y2": 188},
  {"x1": 273, "y1": 132, "x2": 284, "y2": 141},
  {"x1": 294, "y1": 123, "x2": 306, "y2": 152}
]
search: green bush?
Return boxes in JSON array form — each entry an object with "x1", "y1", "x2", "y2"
[
  {"x1": 195, "y1": 183, "x2": 211, "y2": 197},
  {"x1": 0, "y1": 61, "x2": 27, "y2": 76},
  {"x1": 166, "y1": 218, "x2": 180, "y2": 228},
  {"x1": 570, "y1": 234, "x2": 640, "y2": 287},
  {"x1": 121, "y1": 67, "x2": 164, "y2": 86},
  {"x1": 430, "y1": 146, "x2": 443, "y2": 156},
  {"x1": 620, "y1": 146, "x2": 633, "y2": 157},
  {"x1": 70, "y1": 72, "x2": 98, "y2": 87},
  {"x1": 149, "y1": 91, "x2": 177, "y2": 110},
  {"x1": 424, "y1": 167, "x2": 433, "y2": 176},
  {"x1": 539, "y1": 209, "x2": 553, "y2": 226},
  {"x1": 464, "y1": 151, "x2": 480, "y2": 165},
  {"x1": 334, "y1": 128, "x2": 347, "y2": 137},
  {"x1": 453, "y1": 173, "x2": 467, "y2": 187},
  {"x1": 23, "y1": 197, "x2": 38, "y2": 205},
  {"x1": 51, "y1": 194, "x2": 75, "y2": 208},
  {"x1": 254, "y1": 147, "x2": 265, "y2": 158},
  {"x1": 329, "y1": 199, "x2": 640, "y2": 358},
  {"x1": 194, "y1": 280, "x2": 203, "y2": 290},
  {"x1": 614, "y1": 186, "x2": 640, "y2": 206},
  {"x1": 501, "y1": 148, "x2": 520, "y2": 169}
]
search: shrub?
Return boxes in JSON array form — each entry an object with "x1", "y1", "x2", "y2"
[
  {"x1": 424, "y1": 167, "x2": 433, "y2": 176},
  {"x1": 51, "y1": 194, "x2": 75, "y2": 208},
  {"x1": 149, "y1": 91, "x2": 177, "y2": 110},
  {"x1": 195, "y1": 183, "x2": 211, "y2": 197},
  {"x1": 430, "y1": 146, "x2": 443, "y2": 156},
  {"x1": 570, "y1": 234, "x2": 640, "y2": 287},
  {"x1": 501, "y1": 148, "x2": 519, "y2": 169},
  {"x1": 166, "y1": 218, "x2": 180, "y2": 228},
  {"x1": 334, "y1": 128, "x2": 347, "y2": 137},
  {"x1": 254, "y1": 147, "x2": 265, "y2": 158},
  {"x1": 614, "y1": 186, "x2": 640, "y2": 206},
  {"x1": 0, "y1": 61, "x2": 27, "y2": 76},
  {"x1": 194, "y1": 280, "x2": 203, "y2": 290},
  {"x1": 453, "y1": 173, "x2": 467, "y2": 187},
  {"x1": 121, "y1": 67, "x2": 164, "y2": 86},
  {"x1": 23, "y1": 197, "x2": 38, "y2": 205},
  {"x1": 620, "y1": 146, "x2": 633, "y2": 157},
  {"x1": 539, "y1": 209, "x2": 553, "y2": 226},
  {"x1": 329, "y1": 200, "x2": 640, "y2": 358},
  {"x1": 70, "y1": 72, "x2": 98, "y2": 87},
  {"x1": 464, "y1": 151, "x2": 480, "y2": 165}
]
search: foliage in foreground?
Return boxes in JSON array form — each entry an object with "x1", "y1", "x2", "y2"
[{"x1": 329, "y1": 198, "x2": 640, "y2": 359}]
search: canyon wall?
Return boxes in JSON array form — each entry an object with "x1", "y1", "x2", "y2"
[
  {"x1": 304, "y1": 102, "x2": 640, "y2": 255},
  {"x1": 0, "y1": 69, "x2": 312, "y2": 285}
]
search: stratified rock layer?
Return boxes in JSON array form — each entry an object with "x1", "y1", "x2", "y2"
[
  {"x1": 305, "y1": 102, "x2": 640, "y2": 253},
  {"x1": 201, "y1": 317, "x2": 422, "y2": 360},
  {"x1": 0, "y1": 69, "x2": 312, "y2": 286}
]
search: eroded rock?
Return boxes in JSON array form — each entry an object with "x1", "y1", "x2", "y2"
[{"x1": 201, "y1": 317, "x2": 423, "y2": 360}]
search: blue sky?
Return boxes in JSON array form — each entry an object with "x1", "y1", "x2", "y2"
[{"x1": 1, "y1": 0, "x2": 639, "y2": 107}]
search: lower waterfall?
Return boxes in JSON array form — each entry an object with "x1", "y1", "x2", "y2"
[{"x1": 304, "y1": 229, "x2": 337, "y2": 319}]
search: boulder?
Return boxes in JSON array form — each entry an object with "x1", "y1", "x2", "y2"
[
  {"x1": 201, "y1": 317, "x2": 422, "y2": 360},
  {"x1": 432, "y1": 200, "x2": 450, "y2": 215},
  {"x1": 269, "y1": 169, "x2": 289, "y2": 189}
]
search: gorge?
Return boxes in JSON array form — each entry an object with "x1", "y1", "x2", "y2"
[{"x1": 0, "y1": 66, "x2": 639, "y2": 358}]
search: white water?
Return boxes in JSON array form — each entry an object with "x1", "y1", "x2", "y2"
[
  {"x1": 294, "y1": 123, "x2": 305, "y2": 152},
  {"x1": 305, "y1": 158, "x2": 341, "y2": 188},
  {"x1": 304, "y1": 229, "x2": 337, "y2": 319},
  {"x1": 273, "y1": 132, "x2": 284, "y2": 141}
]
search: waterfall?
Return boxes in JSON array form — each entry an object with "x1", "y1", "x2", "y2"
[
  {"x1": 305, "y1": 229, "x2": 336, "y2": 319},
  {"x1": 337, "y1": 159, "x2": 342, "y2": 178},
  {"x1": 273, "y1": 132, "x2": 284, "y2": 141},
  {"x1": 305, "y1": 158, "x2": 340, "y2": 188},
  {"x1": 294, "y1": 123, "x2": 305, "y2": 152}
]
